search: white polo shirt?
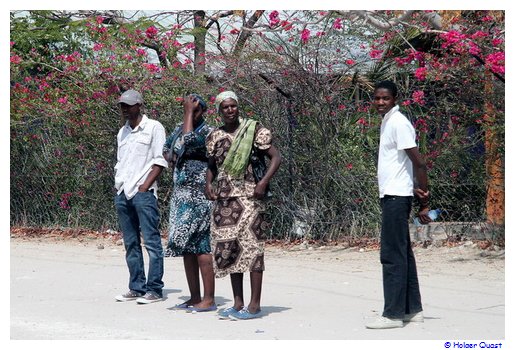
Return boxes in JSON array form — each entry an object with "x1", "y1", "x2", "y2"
[
  {"x1": 377, "y1": 105, "x2": 417, "y2": 198},
  {"x1": 114, "y1": 115, "x2": 168, "y2": 200}
]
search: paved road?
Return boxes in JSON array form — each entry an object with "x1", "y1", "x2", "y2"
[{"x1": 9, "y1": 238, "x2": 505, "y2": 346}]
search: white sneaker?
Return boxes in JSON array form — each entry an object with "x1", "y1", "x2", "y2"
[
  {"x1": 136, "y1": 292, "x2": 163, "y2": 304},
  {"x1": 115, "y1": 290, "x2": 143, "y2": 302},
  {"x1": 403, "y1": 311, "x2": 424, "y2": 323},
  {"x1": 366, "y1": 316, "x2": 403, "y2": 329}
]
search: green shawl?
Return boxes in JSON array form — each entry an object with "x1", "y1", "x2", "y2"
[{"x1": 221, "y1": 118, "x2": 257, "y2": 178}]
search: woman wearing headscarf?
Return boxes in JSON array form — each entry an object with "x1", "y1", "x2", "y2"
[
  {"x1": 205, "y1": 91, "x2": 282, "y2": 320},
  {"x1": 163, "y1": 94, "x2": 216, "y2": 312}
]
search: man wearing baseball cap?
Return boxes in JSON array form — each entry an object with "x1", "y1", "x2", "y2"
[{"x1": 114, "y1": 89, "x2": 168, "y2": 304}]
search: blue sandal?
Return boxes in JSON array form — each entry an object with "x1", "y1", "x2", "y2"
[
  {"x1": 173, "y1": 302, "x2": 191, "y2": 310},
  {"x1": 187, "y1": 304, "x2": 217, "y2": 312}
]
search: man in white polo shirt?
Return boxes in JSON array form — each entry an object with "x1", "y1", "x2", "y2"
[
  {"x1": 366, "y1": 81, "x2": 432, "y2": 329},
  {"x1": 113, "y1": 89, "x2": 168, "y2": 304}
]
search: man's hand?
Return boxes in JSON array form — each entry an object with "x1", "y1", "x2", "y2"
[
  {"x1": 417, "y1": 206, "x2": 432, "y2": 224},
  {"x1": 414, "y1": 188, "x2": 429, "y2": 202}
]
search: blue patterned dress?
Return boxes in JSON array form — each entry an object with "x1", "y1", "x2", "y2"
[{"x1": 163, "y1": 121, "x2": 214, "y2": 257}]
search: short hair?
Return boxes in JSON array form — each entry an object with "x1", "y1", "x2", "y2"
[{"x1": 374, "y1": 80, "x2": 398, "y2": 98}]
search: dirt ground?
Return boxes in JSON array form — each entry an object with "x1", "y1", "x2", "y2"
[{"x1": 9, "y1": 230, "x2": 506, "y2": 347}]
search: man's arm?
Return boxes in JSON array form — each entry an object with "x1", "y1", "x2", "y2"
[
  {"x1": 138, "y1": 165, "x2": 164, "y2": 192},
  {"x1": 405, "y1": 147, "x2": 431, "y2": 224}
]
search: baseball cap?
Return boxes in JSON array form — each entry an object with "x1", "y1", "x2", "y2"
[{"x1": 118, "y1": 90, "x2": 144, "y2": 105}]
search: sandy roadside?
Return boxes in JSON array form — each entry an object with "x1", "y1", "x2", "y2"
[{"x1": 9, "y1": 234, "x2": 506, "y2": 346}]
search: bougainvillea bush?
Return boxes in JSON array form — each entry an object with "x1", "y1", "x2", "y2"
[{"x1": 10, "y1": 10, "x2": 504, "y2": 239}]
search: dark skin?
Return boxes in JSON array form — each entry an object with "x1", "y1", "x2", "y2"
[
  {"x1": 162, "y1": 95, "x2": 215, "y2": 309},
  {"x1": 372, "y1": 88, "x2": 431, "y2": 224},
  {"x1": 119, "y1": 102, "x2": 163, "y2": 192},
  {"x1": 205, "y1": 97, "x2": 281, "y2": 314},
  {"x1": 205, "y1": 98, "x2": 282, "y2": 201}
]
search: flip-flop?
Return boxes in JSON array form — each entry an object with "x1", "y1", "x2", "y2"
[
  {"x1": 173, "y1": 302, "x2": 191, "y2": 310},
  {"x1": 187, "y1": 304, "x2": 217, "y2": 313}
]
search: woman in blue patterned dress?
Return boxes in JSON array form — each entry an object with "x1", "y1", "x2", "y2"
[{"x1": 163, "y1": 94, "x2": 216, "y2": 311}]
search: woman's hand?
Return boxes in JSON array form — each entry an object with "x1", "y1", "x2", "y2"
[
  {"x1": 205, "y1": 183, "x2": 217, "y2": 200},
  {"x1": 253, "y1": 180, "x2": 268, "y2": 200},
  {"x1": 183, "y1": 95, "x2": 200, "y2": 116}
]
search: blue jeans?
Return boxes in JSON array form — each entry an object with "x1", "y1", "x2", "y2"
[
  {"x1": 115, "y1": 191, "x2": 164, "y2": 297},
  {"x1": 380, "y1": 195, "x2": 422, "y2": 319}
]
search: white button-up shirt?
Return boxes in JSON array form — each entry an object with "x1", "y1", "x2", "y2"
[{"x1": 114, "y1": 115, "x2": 168, "y2": 199}]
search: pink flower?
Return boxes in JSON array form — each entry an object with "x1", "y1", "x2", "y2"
[
  {"x1": 136, "y1": 48, "x2": 147, "y2": 56},
  {"x1": 230, "y1": 28, "x2": 240, "y2": 34},
  {"x1": 345, "y1": 59, "x2": 355, "y2": 65},
  {"x1": 414, "y1": 67, "x2": 427, "y2": 81},
  {"x1": 402, "y1": 100, "x2": 412, "y2": 106},
  {"x1": 356, "y1": 118, "x2": 368, "y2": 126},
  {"x1": 468, "y1": 42, "x2": 481, "y2": 55},
  {"x1": 269, "y1": 10, "x2": 280, "y2": 27},
  {"x1": 96, "y1": 16, "x2": 104, "y2": 24},
  {"x1": 301, "y1": 29, "x2": 311, "y2": 44},
  {"x1": 440, "y1": 31, "x2": 468, "y2": 52},
  {"x1": 346, "y1": 163, "x2": 353, "y2": 170},
  {"x1": 332, "y1": 18, "x2": 342, "y2": 30},
  {"x1": 57, "y1": 97, "x2": 68, "y2": 104},
  {"x1": 412, "y1": 90, "x2": 426, "y2": 105},
  {"x1": 281, "y1": 20, "x2": 293, "y2": 30},
  {"x1": 369, "y1": 49, "x2": 383, "y2": 59},
  {"x1": 316, "y1": 31, "x2": 325, "y2": 37},
  {"x1": 10, "y1": 55, "x2": 22, "y2": 64},
  {"x1": 485, "y1": 51, "x2": 505, "y2": 75},
  {"x1": 93, "y1": 43, "x2": 104, "y2": 51},
  {"x1": 338, "y1": 104, "x2": 346, "y2": 110},
  {"x1": 471, "y1": 31, "x2": 488, "y2": 39},
  {"x1": 492, "y1": 38, "x2": 503, "y2": 47},
  {"x1": 143, "y1": 63, "x2": 161, "y2": 73},
  {"x1": 145, "y1": 26, "x2": 158, "y2": 39}
]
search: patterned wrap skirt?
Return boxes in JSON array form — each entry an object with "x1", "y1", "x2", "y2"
[{"x1": 210, "y1": 196, "x2": 268, "y2": 278}]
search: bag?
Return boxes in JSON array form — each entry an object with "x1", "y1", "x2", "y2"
[{"x1": 249, "y1": 146, "x2": 271, "y2": 197}]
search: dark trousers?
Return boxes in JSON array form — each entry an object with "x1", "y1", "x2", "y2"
[{"x1": 380, "y1": 195, "x2": 423, "y2": 319}]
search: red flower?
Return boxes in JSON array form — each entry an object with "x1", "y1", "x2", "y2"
[
  {"x1": 269, "y1": 10, "x2": 280, "y2": 27},
  {"x1": 145, "y1": 26, "x2": 158, "y2": 39},
  {"x1": 369, "y1": 49, "x2": 383, "y2": 59},
  {"x1": 301, "y1": 29, "x2": 311, "y2": 44},
  {"x1": 412, "y1": 90, "x2": 426, "y2": 105},
  {"x1": 332, "y1": 18, "x2": 343, "y2": 30},
  {"x1": 10, "y1": 55, "x2": 22, "y2": 64}
]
